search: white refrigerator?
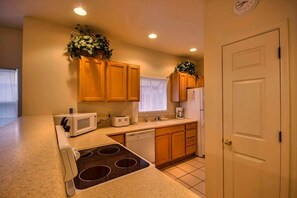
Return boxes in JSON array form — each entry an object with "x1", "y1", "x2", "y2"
[{"x1": 181, "y1": 88, "x2": 205, "y2": 157}]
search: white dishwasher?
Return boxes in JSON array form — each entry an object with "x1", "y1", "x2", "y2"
[{"x1": 125, "y1": 129, "x2": 155, "y2": 163}]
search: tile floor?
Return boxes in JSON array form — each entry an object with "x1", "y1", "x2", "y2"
[{"x1": 160, "y1": 156, "x2": 206, "y2": 197}]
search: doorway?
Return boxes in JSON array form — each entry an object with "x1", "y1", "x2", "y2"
[{"x1": 0, "y1": 68, "x2": 18, "y2": 127}]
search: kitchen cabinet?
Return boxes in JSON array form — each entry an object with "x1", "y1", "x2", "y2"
[
  {"x1": 171, "y1": 131, "x2": 185, "y2": 160},
  {"x1": 78, "y1": 58, "x2": 140, "y2": 102},
  {"x1": 171, "y1": 72, "x2": 205, "y2": 102},
  {"x1": 185, "y1": 123, "x2": 197, "y2": 155},
  {"x1": 171, "y1": 72, "x2": 188, "y2": 102},
  {"x1": 106, "y1": 61, "x2": 128, "y2": 101},
  {"x1": 127, "y1": 65, "x2": 140, "y2": 101},
  {"x1": 155, "y1": 134, "x2": 171, "y2": 165},
  {"x1": 78, "y1": 57, "x2": 105, "y2": 102},
  {"x1": 155, "y1": 125, "x2": 185, "y2": 166},
  {"x1": 108, "y1": 134, "x2": 125, "y2": 145},
  {"x1": 187, "y1": 75, "x2": 196, "y2": 88},
  {"x1": 196, "y1": 75, "x2": 204, "y2": 87}
]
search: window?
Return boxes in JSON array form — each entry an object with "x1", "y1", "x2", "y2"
[
  {"x1": 0, "y1": 69, "x2": 18, "y2": 127},
  {"x1": 139, "y1": 77, "x2": 167, "y2": 112}
]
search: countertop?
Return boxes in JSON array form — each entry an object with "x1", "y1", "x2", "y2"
[
  {"x1": 0, "y1": 115, "x2": 65, "y2": 198},
  {"x1": 0, "y1": 116, "x2": 199, "y2": 198},
  {"x1": 70, "y1": 118, "x2": 197, "y2": 149}
]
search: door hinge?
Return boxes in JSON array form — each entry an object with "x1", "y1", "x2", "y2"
[
  {"x1": 279, "y1": 131, "x2": 282, "y2": 143},
  {"x1": 278, "y1": 47, "x2": 281, "y2": 59}
]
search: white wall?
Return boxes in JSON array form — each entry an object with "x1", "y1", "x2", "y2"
[
  {"x1": 22, "y1": 17, "x2": 186, "y2": 120},
  {"x1": 0, "y1": 26, "x2": 23, "y2": 116},
  {"x1": 204, "y1": 0, "x2": 297, "y2": 197}
]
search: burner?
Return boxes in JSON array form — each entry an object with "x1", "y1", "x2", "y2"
[
  {"x1": 98, "y1": 146, "x2": 120, "y2": 155},
  {"x1": 79, "y1": 151, "x2": 93, "y2": 159},
  {"x1": 79, "y1": 165, "x2": 111, "y2": 181},
  {"x1": 115, "y1": 158, "x2": 137, "y2": 168},
  {"x1": 74, "y1": 144, "x2": 150, "y2": 189}
]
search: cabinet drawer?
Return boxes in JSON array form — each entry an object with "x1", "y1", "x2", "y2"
[
  {"x1": 186, "y1": 144, "x2": 196, "y2": 155},
  {"x1": 186, "y1": 129, "x2": 196, "y2": 138},
  {"x1": 186, "y1": 122, "x2": 197, "y2": 130},
  {"x1": 186, "y1": 136, "x2": 197, "y2": 146},
  {"x1": 109, "y1": 134, "x2": 125, "y2": 144},
  {"x1": 156, "y1": 125, "x2": 185, "y2": 136}
]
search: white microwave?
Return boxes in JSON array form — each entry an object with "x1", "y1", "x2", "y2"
[{"x1": 53, "y1": 113, "x2": 97, "y2": 136}]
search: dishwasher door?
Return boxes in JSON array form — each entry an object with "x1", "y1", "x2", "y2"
[{"x1": 125, "y1": 129, "x2": 155, "y2": 163}]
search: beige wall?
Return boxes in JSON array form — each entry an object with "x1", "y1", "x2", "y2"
[
  {"x1": 204, "y1": 0, "x2": 297, "y2": 198},
  {"x1": 0, "y1": 26, "x2": 23, "y2": 116},
  {"x1": 22, "y1": 17, "x2": 183, "y2": 120},
  {"x1": 22, "y1": 18, "x2": 78, "y2": 115}
]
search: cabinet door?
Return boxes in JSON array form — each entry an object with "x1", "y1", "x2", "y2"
[
  {"x1": 171, "y1": 131, "x2": 185, "y2": 160},
  {"x1": 179, "y1": 73, "x2": 187, "y2": 101},
  {"x1": 109, "y1": 134, "x2": 125, "y2": 145},
  {"x1": 171, "y1": 72, "x2": 188, "y2": 102},
  {"x1": 79, "y1": 57, "x2": 105, "y2": 101},
  {"x1": 106, "y1": 62, "x2": 127, "y2": 101},
  {"x1": 155, "y1": 134, "x2": 171, "y2": 166},
  {"x1": 127, "y1": 65, "x2": 140, "y2": 101},
  {"x1": 187, "y1": 75, "x2": 196, "y2": 88}
]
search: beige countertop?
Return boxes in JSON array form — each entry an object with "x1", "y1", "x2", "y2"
[
  {"x1": 70, "y1": 118, "x2": 197, "y2": 149},
  {"x1": 0, "y1": 115, "x2": 66, "y2": 198},
  {"x1": 0, "y1": 116, "x2": 199, "y2": 198}
]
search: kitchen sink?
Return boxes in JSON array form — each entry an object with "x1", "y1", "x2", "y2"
[{"x1": 74, "y1": 144, "x2": 150, "y2": 190}]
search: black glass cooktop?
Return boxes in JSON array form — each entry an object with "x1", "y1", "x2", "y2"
[{"x1": 74, "y1": 144, "x2": 150, "y2": 189}]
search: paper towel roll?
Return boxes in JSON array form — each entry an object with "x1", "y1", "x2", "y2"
[{"x1": 131, "y1": 102, "x2": 139, "y2": 124}]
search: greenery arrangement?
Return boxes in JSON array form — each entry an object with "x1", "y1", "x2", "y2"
[
  {"x1": 175, "y1": 61, "x2": 198, "y2": 78},
  {"x1": 66, "y1": 24, "x2": 113, "y2": 59}
]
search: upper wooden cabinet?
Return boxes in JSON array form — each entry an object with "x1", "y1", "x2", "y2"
[
  {"x1": 106, "y1": 61, "x2": 127, "y2": 101},
  {"x1": 78, "y1": 58, "x2": 140, "y2": 102},
  {"x1": 187, "y1": 75, "x2": 196, "y2": 88},
  {"x1": 127, "y1": 65, "x2": 140, "y2": 101},
  {"x1": 78, "y1": 57, "x2": 105, "y2": 102},
  {"x1": 171, "y1": 72, "x2": 205, "y2": 102},
  {"x1": 171, "y1": 72, "x2": 188, "y2": 102}
]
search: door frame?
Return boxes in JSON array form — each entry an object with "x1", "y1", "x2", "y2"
[{"x1": 216, "y1": 20, "x2": 290, "y2": 198}]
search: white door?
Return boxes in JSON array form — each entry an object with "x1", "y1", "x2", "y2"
[{"x1": 223, "y1": 30, "x2": 281, "y2": 198}]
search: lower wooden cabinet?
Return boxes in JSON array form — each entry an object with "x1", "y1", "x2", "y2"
[
  {"x1": 108, "y1": 134, "x2": 125, "y2": 145},
  {"x1": 155, "y1": 125, "x2": 185, "y2": 166},
  {"x1": 155, "y1": 134, "x2": 171, "y2": 165},
  {"x1": 185, "y1": 123, "x2": 197, "y2": 155},
  {"x1": 171, "y1": 131, "x2": 185, "y2": 160},
  {"x1": 155, "y1": 122, "x2": 197, "y2": 166}
]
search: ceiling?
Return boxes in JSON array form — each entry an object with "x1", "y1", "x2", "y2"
[{"x1": 0, "y1": 0, "x2": 204, "y2": 60}]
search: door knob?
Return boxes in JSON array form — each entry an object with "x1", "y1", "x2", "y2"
[{"x1": 224, "y1": 139, "x2": 232, "y2": 146}]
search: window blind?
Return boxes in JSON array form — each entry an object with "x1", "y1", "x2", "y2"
[{"x1": 139, "y1": 77, "x2": 167, "y2": 112}]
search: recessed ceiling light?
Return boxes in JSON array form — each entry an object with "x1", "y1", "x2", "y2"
[
  {"x1": 74, "y1": 7, "x2": 87, "y2": 16},
  {"x1": 189, "y1": 48, "x2": 197, "y2": 52},
  {"x1": 148, "y1": 33, "x2": 157, "y2": 39}
]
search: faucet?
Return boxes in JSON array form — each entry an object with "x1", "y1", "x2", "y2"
[{"x1": 154, "y1": 116, "x2": 161, "y2": 121}]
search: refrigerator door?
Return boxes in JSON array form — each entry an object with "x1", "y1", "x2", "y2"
[
  {"x1": 181, "y1": 88, "x2": 205, "y2": 157},
  {"x1": 181, "y1": 88, "x2": 201, "y2": 120}
]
